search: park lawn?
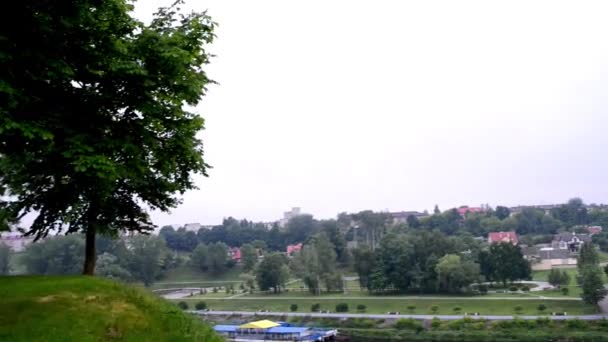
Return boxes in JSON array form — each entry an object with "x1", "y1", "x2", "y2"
[
  {"x1": 177, "y1": 297, "x2": 597, "y2": 315},
  {"x1": 0, "y1": 276, "x2": 221, "y2": 342},
  {"x1": 532, "y1": 268, "x2": 578, "y2": 284},
  {"x1": 158, "y1": 264, "x2": 244, "y2": 283}
]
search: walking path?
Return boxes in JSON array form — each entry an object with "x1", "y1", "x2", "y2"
[
  {"x1": 193, "y1": 310, "x2": 607, "y2": 321},
  {"x1": 213, "y1": 295, "x2": 581, "y2": 301}
]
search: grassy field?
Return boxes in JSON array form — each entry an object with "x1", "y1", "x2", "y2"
[
  {"x1": 0, "y1": 276, "x2": 221, "y2": 342},
  {"x1": 176, "y1": 297, "x2": 597, "y2": 315},
  {"x1": 159, "y1": 264, "x2": 244, "y2": 282}
]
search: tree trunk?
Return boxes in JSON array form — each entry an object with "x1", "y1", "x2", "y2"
[{"x1": 83, "y1": 223, "x2": 97, "y2": 275}]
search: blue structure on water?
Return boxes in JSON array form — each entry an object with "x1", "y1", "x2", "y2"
[{"x1": 213, "y1": 320, "x2": 338, "y2": 341}]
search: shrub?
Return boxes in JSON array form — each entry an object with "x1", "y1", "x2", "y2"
[
  {"x1": 430, "y1": 317, "x2": 442, "y2": 329},
  {"x1": 535, "y1": 317, "x2": 552, "y2": 327},
  {"x1": 212, "y1": 287, "x2": 218, "y2": 293},
  {"x1": 521, "y1": 285, "x2": 530, "y2": 292},
  {"x1": 566, "y1": 319, "x2": 587, "y2": 329},
  {"x1": 311, "y1": 303, "x2": 321, "y2": 312},
  {"x1": 335, "y1": 303, "x2": 349, "y2": 312},
  {"x1": 177, "y1": 301, "x2": 189, "y2": 310},
  {"x1": 561, "y1": 287, "x2": 569, "y2": 295},
  {"x1": 509, "y1": 286, "x2": 518, "y2": 292},
  {"x1": 430, "y1": 305, "x2": 439, "y2": 314},
  {"x1": 394, "y1": 318, "x2": 423, "y2": 332},
  {"x1": 453, "y1": 307, "x2": 462, "y2": 314},
  {"x1": 407, "y1": 305, "x2": 416, "y2": 313},
  {"x1": 195, "y1": 301, "x2": 207, "y2": 310},
  {"x1": 514, "y1": 305, "x2": 523, "y2": 314},
  {"x1": 478, "y1": 284, "x2": 488, "y2": 295},
  {"x1": 344, "y1": 318, "x2": 376, "y2": 329},
  {"x1": 356, "y1": 304, "x2": 366, "y2": 312},
  {"x1": 537, "y1": 304, "x2": 547, "y2": 312},
  {"x1": 290, "y1": 304, "x2": 298, "y2": 312}
]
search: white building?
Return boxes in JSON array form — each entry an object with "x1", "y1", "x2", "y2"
[{"x1": 279, "y1": 207, "x2": 302, "y2": 227}]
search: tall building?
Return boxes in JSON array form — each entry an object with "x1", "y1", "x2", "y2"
[{"x1": 279, "y1": 207, "x2": 302, "y2": 227}]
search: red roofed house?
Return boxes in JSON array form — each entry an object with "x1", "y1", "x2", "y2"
[
  {"x1": 228, "y1": 247, "x2": 241, "y2": 262},
  {"x1": 488, "y1": 231, "x2": 518, "y2": 245},
  {"x1": 457, "y1": 206, "x2": 484, "y2": 217},
  {"x1": 286, "y1": 243, "x2": 303, "y2": 256},
  {"x1": 587, "y1": 226, "x2": 602, "y2": 235}
]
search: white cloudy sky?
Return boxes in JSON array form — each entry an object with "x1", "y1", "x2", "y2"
[{"x1": 134, "y1": 0, "x2": 608, "y2": 226}]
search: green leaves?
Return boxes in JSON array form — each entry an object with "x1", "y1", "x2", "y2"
[{"x1": 0, "y1": 0, "x2": 215, "y2": 272}]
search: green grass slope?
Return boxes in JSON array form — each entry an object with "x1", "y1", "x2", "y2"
[{"x1": 0, "y1": 276, "x2": 223, "y2": 342}]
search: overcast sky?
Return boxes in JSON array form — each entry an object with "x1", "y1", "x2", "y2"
[{"x1": 133, "y1": 0, "x2": 608, "y2": 226}]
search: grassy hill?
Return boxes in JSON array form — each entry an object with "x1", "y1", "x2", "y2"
[{"x1": 0, "y1": 276, "x2": 222, "y2": 342}]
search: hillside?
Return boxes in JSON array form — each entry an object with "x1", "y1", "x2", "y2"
[{"x1": 0, "y1": 276, "x2": 222, "y2": 342}]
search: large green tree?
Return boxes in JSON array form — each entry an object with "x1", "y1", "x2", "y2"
[
  {"x1": 580, "y1": 266, "x2": 607, "y2": 305},
  {"x1": 578, "y1": 243, "x2": 599, "y2": 271},
  {"x1": 127, "y1": 235, "x2": 168, "y2": 286},
  {"x1": 486, "y1": 243, "x2": 531, "y2": 286},
  {"x1": 0, "y1": 0, "x2": 215, "y2": 274},
  {"x1": 240, "y1": 243, "x2": 258, "y2": 272},
  {"x1": 256, "y1": 253, "x2": 289, "y2": 293},
  {"x1": 435, "y1": 254, "x2": 480, "y2": 293},
  {"x1": 190, "y1": 243, "x2": 209, "y2": 272}
]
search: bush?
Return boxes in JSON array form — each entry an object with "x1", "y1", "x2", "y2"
[
  {"x1": 453, "y1": 307, "x2": 462, "y2": 313},
  {"x1": 177, "y1": 301, "x2": 188, "y2": 310},
  {"x1": 290, "y1": 304, "x2": 298, "y2": 312},
  {"x1": 195, "y1": 301, "x2": 207, "y2": 310},
  {"x1": 535, "y1": 317, "x2": 552, "y2": 327},
  {"x1": 335, "y1": 303, "x2": 349, "y2": 312},
  {"x1": 311, "y1": 303, "x2": 321, "y2": 312},
  {"x1": 478, "y1": 284, "x2": 488, "y2": 295},
  {"x1": 521, "y1": 285, "x2": 530, "y2": 292},
  {"x1": 566, "y1": 319, "x2": 587, "y2": 329},
  {"x1": 212, "y1": 287, "x2": 218, "y2": 293},
  {"x1": 561, "y1": 287, "x2": 569, "y2": 295},
  {"x1": 407, "y1": 305, "x2": 416, "y2": 313},
  {"x1": 343, "y1": 318, "x2": 376, "y2": 329},
  {"x1": 514, "y1": 305, "x2": 523, "y2": 314},
  {"x1": 537, "y1": 304, "x2": 547, "y2": 312},
  {"x1": 509, "y1": 286, "x2": 518, "y2": 292},
  {"x1": 356, "y1": 304, "x2": 366, "y2": 312},
  {"x1": 431, "y1": 317, "x2": 442, "y2": 329},
  {"x1": 430, "y1": 305, "x2": 439, "y2": 314},
  {"x1": 394, "y1": 318, "x2": 423, "y2": 332}
]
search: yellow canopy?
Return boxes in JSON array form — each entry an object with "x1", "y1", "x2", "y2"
[{"x1": 239, "y1": 320, "x2": 280, "y2": 329}]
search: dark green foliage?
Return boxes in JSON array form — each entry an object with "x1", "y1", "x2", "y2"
[
  {"x1": 548, "y1": 269, "x2": 570, "y2": 288},
  {"x1": 255, "y1": 253, "x2": 289, "y2": 293},
  {"x1": 22, "y1": 235, "x2": 85, "y2": 275},
  {"x1": 537, "y1": 304, "x2": 547, "y2": 312},
  {"x1": 407, "y1": 305, "x2": 416, "y2": 313},
  {"x1": 0, "y1": 0, "x2": 216, "y2": 274},
  {"x1": 521, "y1": 285, "x2": 530, "y2": 292},
  {"x1": 580, "y1": 265, "x2": 608, "y2": 305},
  {"x1": 394, "y1": 318, "x2": 423, "y2": 331},
  {"x1": 195, "y1": 301, "x2": 207, "y2": 310},
  {"x1": 290, "y1": 304, "x2": 298, "y2": 312},
  {"x1": 561, "y1": 287, "x2": 569, "y2": 295},
  {"x1": 335, "y1": 303, "x2": 349, "y2": 312},
  {"x1": 485, "y1": 243, "x2": 531, "y2": 286},
  {"x1": 311, "y1": 303, "x2": 321, "y2": 312},
  {"x1": 509, "y1": 286, "x2": 518, "y2": 292},
  {"x1": 430, "y1": 305, "x2": 439, "y2": 313},
  {"x1": 578, "y1": 243, "x2": 600, "y2": 271},
  {"x1": 177, "y1": 301, "x2": 189, "y2": 310},
  {"x1": 0, "y1": 242, "x2": 11, "y2": 275},
  {"x1": 356, "y1": 304, "x2": 366, "y2": 312},
  {"x1": 241, "y1": 243, "x2": 258, "y2": 272}
]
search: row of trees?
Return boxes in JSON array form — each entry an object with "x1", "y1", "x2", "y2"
[
  {"x1": 352, "y1": 232, "x2": 531, "y2": 294},
  {"x1": 6, "y1": 234, "x2": 175, "y2": 286}
]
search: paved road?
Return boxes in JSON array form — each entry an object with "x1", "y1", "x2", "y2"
[{"x1": 192, "y1": 310, "x2": 607, "y2": 321}]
